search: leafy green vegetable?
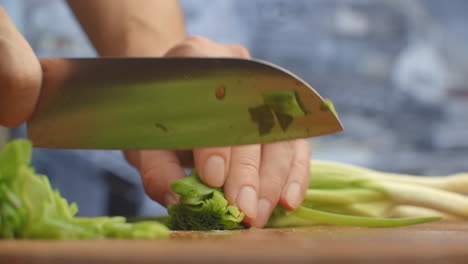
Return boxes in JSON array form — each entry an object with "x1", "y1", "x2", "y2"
[
  {"x1": 168, "y1": 171, "x2": 244, "y2": 230},
  {"x1": 167, "y1": 164, "x2": 449, "y2": 230},
  {"x1": 267, "y1": 206, "x2": 438, "y2": 228},
  {"x1": 0, "y1": 139, "x2": 169, "y2": 239},
  {"x1": 3, "y1": 139, "x2": 462, "y2": 236},
  {"x1": 308, "y1": 161, "x2": 468, "y2": 219}
]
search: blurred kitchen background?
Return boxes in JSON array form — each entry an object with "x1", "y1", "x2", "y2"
[{"x1": 1, "y1": 0, "x2": 468, "y2": 215}]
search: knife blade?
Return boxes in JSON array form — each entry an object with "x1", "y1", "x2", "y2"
[{"x1": 27, "y1": 57, "x2": 343, "y2": 149}]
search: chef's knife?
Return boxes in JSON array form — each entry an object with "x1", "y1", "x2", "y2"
[{"x1": 27, "y1": 58, "x2": 343, "y2": 149}]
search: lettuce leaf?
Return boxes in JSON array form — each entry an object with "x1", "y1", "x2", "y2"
[
  {"x1": 168, "y1": 171, "x2": 245, "y2": 230},
  {"x1": 0, "y1": 139, "x2": 169, "y2": 239}
]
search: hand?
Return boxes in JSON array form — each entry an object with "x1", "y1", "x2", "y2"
[
  {"x1": 0, "y1": 6, "x2": 42, "y2": 127},
  {"x1": 125, "y1": 36, "x2": 311, "y2": 228}
]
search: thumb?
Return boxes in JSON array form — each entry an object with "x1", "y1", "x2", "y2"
[{"x1": 0, "y1": 6, "x2": 42, "y2": 127}]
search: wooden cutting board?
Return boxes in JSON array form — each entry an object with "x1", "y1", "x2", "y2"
[{"x1": 1, "y1": 221, "x2": 468, "y2": 264}]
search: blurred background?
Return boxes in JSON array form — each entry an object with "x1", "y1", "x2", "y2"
[{"x1": 1, "y1": 0, "x2": 467, "y2": 215}]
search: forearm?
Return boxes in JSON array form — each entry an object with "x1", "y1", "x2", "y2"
[{"x1": 66, "y1": 0, "x2": 186, "y2": 57}]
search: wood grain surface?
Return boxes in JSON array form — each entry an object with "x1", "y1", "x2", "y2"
[{"x1": 1, "y1": 221, "x2": 468, "y2": 264}]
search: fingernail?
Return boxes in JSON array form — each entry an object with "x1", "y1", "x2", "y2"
[
  {"x1": 203, "y1": 155, "x2": 225, "y2": 187},
  {"x1": 251, "y1": 198, "x2": 272, "y2": 228},
  {"x1": 237, "y1": 186, "x2": 258, "y2": 219},
  {"x1": 164, "y1": 193, "x2": 177, "y2": 206},
  {"x1": 285, "y1": 183, "x2": 302, "y2": 209}
]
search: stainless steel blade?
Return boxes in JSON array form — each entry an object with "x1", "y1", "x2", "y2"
[{"x1": 28, "y1": 57, "x2": 343, "y2": 149}]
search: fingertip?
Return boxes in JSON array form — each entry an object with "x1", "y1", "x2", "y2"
[
  {"x1": 227, "y1": 44, "x2": 251, "y2": 58},
  {"x1": 281, "y1": 182, "x2": 303, "y2": 211},
  {"x1": 194, "y1": 148, "x2": 230, "y2": 188},
  {"x1": 165, "y1": 35, "x2": 213, "y2": 57},
  {"x1": 236, "y1": 186, "x2": 258, "y2": 219},
  {"x1": 185, "y1": 35, "x2": 211, "y2": 45},
  {"x1": 249, "y1": 198, "x2": 272, "y2": 228},
  {"x1": 200, "y1": 155, "x2": 226, "y2": 187},
  {"x1": 279, "y1": 139, "x2": 311, "y2": 211}
]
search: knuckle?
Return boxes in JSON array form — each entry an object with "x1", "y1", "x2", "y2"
[
  {"x1": 1, "y1": 67, "x2": 30, "y2": 89},
  {"x1": 0, "y1": 37, "x2": 41, "y2": 88},
  {"x1": 165, "y1": 42, "x2": 199, "y2": 57},
  {"x1": 295, "y1": 138, "x2": 309, "y2": 145},
  {"x1": 165, "y1": 36, "x2": 213, "y2": 57},
  {"x1": 296, "y1": 138, "x2": 311, "y2": 152},
  {"x1": 268, "y1": 163, "x2": 290, "y2": 182},
  {"x1": 236, "y1": 156, "x2": 260, "y2": 175},
  {"x1": 231, "y1": 44, "x2": 250, "y2": 57},
  {"x1": 287, "y1": 140, "x2": 296, "y2": 151},
  {"x1": 261, "y1": 174, "x2": 283, "y2": 196},
  {"x1": 0, "y1": 37, "x2": 13, "y2": 59},
  {"x1": 259, "y1": 166, "x2": 290, "y2": 202},
  {"x1": 185, "y1": 35, "x2": 210, "y2": 44},
  {"x1": 292, "y1": 158, "x2": 309, "y2": 172}
]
